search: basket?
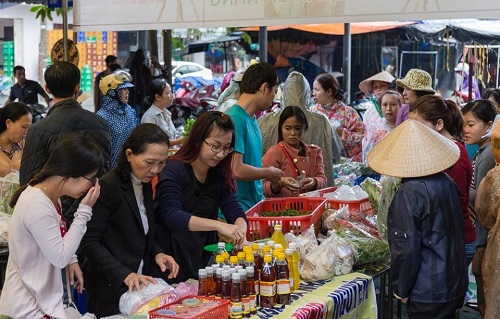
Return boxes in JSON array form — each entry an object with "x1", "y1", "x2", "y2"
[
  {"x1": 302, "y1": 187, "x2": 374, "y2": 215},
  {"x1": 149, "y1": 296, "x2": 229, "y2": 319},
  {"x1": 245, "y1": 197, "x2": 326, "y2": 241}
]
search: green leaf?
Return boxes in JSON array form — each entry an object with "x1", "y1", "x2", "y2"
[{"x1": 47, "y1": 9, "x2": 53, "y2": 21}]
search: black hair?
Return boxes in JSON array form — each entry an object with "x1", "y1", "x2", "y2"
[
  {"x1": 108, "y1": 64, "x2": 122, "y2": 72},
  {"x1": 461, "y1": 99, "x2": 497, "y2": 124},
  {"x1": 484, "y1": 88, "x2": 500, "y2": 108},
  {"x1": 10, "y1": 134, "x2": 105, "y2": 207},
  {"x1": 44, "y1": 61, "x2": 80, "y2": 98},
  {"x1": 278, "y1": 105, "x2": 309, "y2": 142},
  {"x1": 116, "y1": 123, "x2": 170, "y2": 181},
  {"x1": 13, "y1": 65, "x2": 25, "y2": 75},
  {"x1": 105, "y1": 55, "x2": 118, "y2": 67},
  {"x1": 239, "y1": 62, "x2": 279, "y2": 94},
  {"x1": 0, "y1": 102, "x2": 32, "y2": 134},
  {"x1": 144, "y1": 78, "x2": 168, "y2": 107},
  {"x1": 314, "y1": 73, "x2": 344, "y2": 102}
]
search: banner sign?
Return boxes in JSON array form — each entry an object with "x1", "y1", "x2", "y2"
[{"x1": 73, "y1": 0, "x2": 500, "y2": 31}]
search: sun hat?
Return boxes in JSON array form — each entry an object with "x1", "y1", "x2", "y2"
[
  {"x1": 359, "y1": 71, "x2": 395, "y2": 94},
  {"x1": 367, "y1": 120, "x2": 459, "y2": 178},
  {"x1": 396, "y1": 69, "x2": 436, "y2": 93},
  {"x1": 454, "y1": 62, "x2": 470, "y2": 73}
]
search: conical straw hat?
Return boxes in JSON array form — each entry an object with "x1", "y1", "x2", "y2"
[
  {"x1": 367, "y1": 120, "x2": 460, "y2": 178},
  {"x1": 359, "y1": 71, "x2": 395, "y2": 94}
]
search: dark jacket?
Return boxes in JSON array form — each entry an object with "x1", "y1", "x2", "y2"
[
  {"x1": 80, "y1": 169, "x2": 163, "y2": 314},
  {"x1": 19, "y1": 99, "x2": 111, "y2": 222},
  {"x1": 388, "y1": 173, "x2": 468, "y2": 303}
]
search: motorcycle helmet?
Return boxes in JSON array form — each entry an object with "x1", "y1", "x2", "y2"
[{"x1": 99, "y1": 70, "x2": 134, "y2": 95}]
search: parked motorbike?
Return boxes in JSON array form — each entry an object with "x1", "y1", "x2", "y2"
[{"x1": 169, "y1": 82, "x2": 219, "y2": 127}]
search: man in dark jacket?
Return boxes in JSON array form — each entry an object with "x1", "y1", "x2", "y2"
[{"x1": 20, "y1": 61, "x2": 111, "y2": 221}]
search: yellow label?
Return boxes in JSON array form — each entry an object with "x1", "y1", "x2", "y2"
[
  {"x1": 230, "y1": 301, "x2": 242, "y2": 318},
  {"x1": 277, "y1": 279, "x2": 291, "y2": 294},
  {"x1": 241, "y1": 296, "x2": 250, "y2": 314},
  {"x1": 249, "y1": 294, "x2": 257, "y2": 311}
]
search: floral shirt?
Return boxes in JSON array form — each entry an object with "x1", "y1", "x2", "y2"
[
  {"x1": 312, "y1": 102, "x2": 365, "y2": 162},
  {"x1": 362, "y1": 118, "x2": 394, "y2": 163}
]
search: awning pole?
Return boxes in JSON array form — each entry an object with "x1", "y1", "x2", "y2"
[
  {"x1": 343, "y1": 23, "x2": 351, "y2": 105},
  {"x1": 259, "y1": 26, "x2": 267, "y2": 63},
  {"x1": 62, "y1": 0, "x2": 69, "y2": 61}
]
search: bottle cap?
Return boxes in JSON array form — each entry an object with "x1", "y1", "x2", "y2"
[
  {"x1": 229, "y1": 256, "x2": 238, "y2": 264},
  {"x1": 289, "y1": 242, "x2": 297, "y2": 250},
  {"x1": 246, "y1": 266, "x2": 254, "y2": 275},
  {"x1": 264, "y1": 255, "x2": 273, "y2": 263},
  {"x1": 258, "y1": 243, "x2": 265, "y2": 250},
  {"x1": 216, "y1": 268, "x2": 223, "y2": 275},
  {"x1": 237, "y1": 251, "x2": 246, "y2": 259},
  {"x1": 231, "y1": 273, "x2": 240, "y2": 281},
  {"x1": 238, "y1": 269, "x2": 247, "y2": 278},
  {"x1": 215, "y1": 255, "x2": 224, "y2": 263},
  {"x1": 205, "y1": 266, "x2": 213, "y2": 274},
  {"x1": 222, "y1": 270, "x2": 230, "y2": 278},
  {"x1": 263, "y1": 245, "x2": 271, "y2": 253},
  {"x1": 277, "y1": 253, "x2": 286, "y2": 260},
  {"x1": 218, "y1": 242, "x2": 226, "y2": 249},
  {"x1": 267, "y1": 240, "x2": 275, "y2": 247},
  {"x1": 274, "y1": 243, "x2": 283, "y2": 250},
  {"x1": 223, "y1": 265, "x2": 230, "y2": 270},
  {"x1": 221, "y1": 251, "x2": 230, "y2": 259},
  {"x1": 285, "y1": 248, "x2": 293, "y2": 255},
  {"x1": 198, "y1": 269, "x2": 207, "y2": 277},
  {"x1": 251, "y1": 243, "x2": 259, "y2": 250},
  {"x1": 245, "y1": 254, "x2": 254, "y2": 262},
  {"x1": 274, "y1": 224, "x2": 282, "y2": 231},
  {"x1": 235, "y1": 265, "x2": 243, "y2": 271}
]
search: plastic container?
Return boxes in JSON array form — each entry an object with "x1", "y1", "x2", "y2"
[
  {"x1": 245, "y1": 197, "x2": 326, "y2": 241},
  {"x1": 301, "y1": 187, "x2": 374, "y2": 215},
  {"x1": 149, "y1": 296, "x2": 229, "y2": 319}
]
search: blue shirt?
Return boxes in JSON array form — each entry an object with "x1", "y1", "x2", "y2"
[
  {"x1": 97, "y1": 94, "x2": 138, "y2": 167},
  {"x1": 226, "y1": 104, "x2": 263, "y2": 211}
]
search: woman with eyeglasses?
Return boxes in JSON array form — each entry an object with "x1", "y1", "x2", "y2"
[
  {"x1": 262, "y1": 106, "x2": 327, "y2": 197},
  {"x1": 154, "y1": 111, "x2": 247, "y2": 283},
  {"x1": 0, "y1": 134, "x2": 104, "y2": 318},
  {"x1": 142, "y1": 78, "x2": 183, "y2": 147},
  {"x1": 80, "y1": 124, "x2": 179, "y2": 317}
]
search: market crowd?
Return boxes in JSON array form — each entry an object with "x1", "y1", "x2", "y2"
[{"x1": 0, "y1": 57, "x2": 499, "y2": 319}]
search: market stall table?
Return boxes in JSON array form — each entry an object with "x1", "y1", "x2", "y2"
[{"x1": 251, "y1": 272, "x2": 377, "y2": 319}]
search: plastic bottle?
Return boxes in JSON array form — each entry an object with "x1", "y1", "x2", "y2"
[
  {"x1": 275, "y1": 253, "x2": 291, "y2": 305},
  {"x1": 215, "y1": 268, "x2": 223, "y2": 298},
  {"x1": 285, "y1": 248, "x2": 295, "y2": 293},
  {"x1": 238, "y1": 269, "x2": 250, "y2": 318},
  {"x1": 198, "y1": 269, "x2": 208, "y2": 296},
  {"x1": 246, "y1": 266, "x2": 257, "y2": 314},
  {"x1": 289, "y1": 243, "x2": 300, "y2": 291},
  {"x1": 218, "y1": 241, "x2": 228, "y2": 254},
  {"x1": 230, "y1": 273, "x2": 243, "y2": 318},
  {"x1": 221, "y1": 270, "x2": 231, "y2": 300},
  {"x1": 271, "y1": 224, "x2": 287, "y2": 249},
  {"x1": 229, "y1": 256, "x2": 239, "y2": 268},
  {"x1": 260, "y1": 255, "x2": 276, "y2": 309},
  {"x1": 205, "y1": 266, "x2": 215, "y2": 296}
]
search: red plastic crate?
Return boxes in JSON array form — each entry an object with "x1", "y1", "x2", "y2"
[
  {"x1": 302, "y1": 187, "x2": 374, "y2": 215},
  {"x1": 245, "y1": 197, "x2": 326, "y2": 241},
  {"x1": 149, "y1": 296, "x2": 229, "y2": 319}
]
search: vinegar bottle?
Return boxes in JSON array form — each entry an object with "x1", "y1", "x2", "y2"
[
  {"x1": 246, "y1": 266, "x2": 257, "y2": 314},
  {"x1": 198, "y1": 269, "x2": 208, "y2": 296},
  {"x1": 215, "y1": 268, "x2": 223, "y2": 298},
  {"x1": 221, "y1": 270, "x2": 231, "y2": 300},
  {"x1": 271, "y1": 224, "x2": 287, "y2": 249},
  {"x1": 260, "y1": 255, "x2": 276, "y2": 309},
  {"x1": 275, "y1": 253, "x2": 291, "y2": 305},
  {"x1": 205, "y1": 266, "x2": 215, "y2": 296},
  {"x1": 289, "y1": 242, "x2": 301, "y2": 291},
  {"x1": 238, "y1": 269, "x2": 250, "y2": 318},
  {"x1": 230, "y1": 273, "x2": 243, "y2": 319}
]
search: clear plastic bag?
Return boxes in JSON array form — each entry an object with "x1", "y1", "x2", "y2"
[
  {"x1": 118, "y1": 278, "x2": 175, "y2": 315},
  {"x1": 0, "y1": 212, "x2": 11, "y2": 246},
  {"x1": 0, "y1": 171, "x2": 19, "y2": 215}
]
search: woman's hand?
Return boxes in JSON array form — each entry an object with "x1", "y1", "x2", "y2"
[
  {"x1": 68, "y1": 262, "x2": 84, "y2": 294},
  {"x1": 301, "y1": 178, "x2": 317, "y2": 192},
  {"x1": 218, "y1": 222, "x2": 246, "y2": 245},
  {"x1": 81, "y1": 178, "x2": 101, "y2": 207},
  {"x1": 155, "y1": 253, "x2": 179, "y2": 279},
  {"x1": 123, "y1": 273, "x2": 157, "y2": 292},
  {"x1": 281, "y1": 177, "x2": 300, "y2": 191},
  {"x1": 10, "y1": 150, "x2": 22, "y2": 171}
]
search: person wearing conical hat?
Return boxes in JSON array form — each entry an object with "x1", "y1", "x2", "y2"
[
  {"x1": 395, "y1": 69, "x2": 436, "y2": 126},
  {"x1": 367, "y1": 120, "x2": 468, "y2": 318}
]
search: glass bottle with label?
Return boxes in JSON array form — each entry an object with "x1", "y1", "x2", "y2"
[
  {"x1": 230, "y1": 273, "x2": 243, "y2": 318},
  {"x1": 215, "y1": 268, "x2": 223, "y2": 298},
  {"x1": 246, "y1": 266, "x2": 257, "y2": 314},
  {"x1": 276, "y1": 253, "x2": 291, "y2": 305},
  {"x1": 198, "y1": 269, "x2": 208, "y2": 296},
  {"x1": 221, "y1": 270, "x2": 231, "y2": 300},
  {"x1": 238, "y1": 269, "x2": 250, "y2": 318},
  {"x1": 260, "y1": 255, "x2": 276, "y2": 309}
]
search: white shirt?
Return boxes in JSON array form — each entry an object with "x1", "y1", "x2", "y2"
[
  {"x1": 0, "y1": 186, "x2": 92, "y2": 318},
  {"x1": 141, "y1": 104, "x2": 178, "y2": 140}
]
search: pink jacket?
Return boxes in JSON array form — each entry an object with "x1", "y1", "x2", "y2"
[{"x1": 262, "y1": 141, "x2": 327, "y2": 197}]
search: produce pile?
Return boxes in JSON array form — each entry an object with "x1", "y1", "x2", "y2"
[
  {"x1": 182, "y1": 118, "x2": 196, "y2": 138},
  {"x1": 262, "y1": 209, "x2": 312, "y2": 217}
]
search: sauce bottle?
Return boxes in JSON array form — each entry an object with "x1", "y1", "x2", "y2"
[
  {"x1": 238, "y1": 269, "x2": 250, "y2": 318},
  {"x1": 246, "y1": 266, "x2": 257, "y2": 314},
  {"x1": 198, "y1": 269, "x2": 208, "y2": 296},
  {"x1": 276, "y1": 253, "x2": 291, "y2": 305},
  {"x1": 205, "y1": 266, "x2": 215, "y2": 296},
  {"x1": 221, "y1": 270, "x2": 231, "y2": 300},
  {"x1": 285, "y1": 248, "x2": 295, "y2": 293},
  {"x1": 289, "y1": 242, "x2": 301, "y2": 291},
  {"x1": 230, "y1": 273, "x2": 243, "y2": 318},
  {"x1": 271, "y1": 224, "x2": 287, "y2": 249},
  {"x1": 215, "y1": 268, "x2": 223, "y2": 298},
  {"x1": 260, "y1": 255, "x2": 276, "y2": 309}
]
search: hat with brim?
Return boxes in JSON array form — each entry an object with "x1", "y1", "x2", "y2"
[
  {"x1": 396, "y1": 69, "x2": 436, "y2": 93},
  {"x1": 367, "y1": 120, "x2": 459, "y2": 178},
  {"x1": 117, "y1": 82, "x2": 134, "y2": 90},
  {"x1": 359, "y1": 71, "x2": 395, "y2": 94}
]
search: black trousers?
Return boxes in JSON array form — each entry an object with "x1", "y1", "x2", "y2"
[{"x1": 406, "y1": 297, "x2": 464, "y2": 319}]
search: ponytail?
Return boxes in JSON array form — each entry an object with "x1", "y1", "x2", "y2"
[{"x1": 10, "y1": 171, "x2": 50, "y2": 208}]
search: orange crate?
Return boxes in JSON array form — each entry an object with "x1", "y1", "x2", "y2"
[
  {"x1": 149, "y1": 296, "x2": 229, "y2": 319},
  {"x1": 302, "y1": 187, "x2": 374, "y2": 215},
  {"x1": 245, "y1": 197, "x2": 326, "y2": 241}
]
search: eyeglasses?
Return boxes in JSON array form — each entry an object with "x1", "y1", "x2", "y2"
[
  {"x1": 204, "y1": 141, "x2": 234, "y2": 155},
  {"x1": 82, "y1": 175, "x2": 97, "y2": 187}
]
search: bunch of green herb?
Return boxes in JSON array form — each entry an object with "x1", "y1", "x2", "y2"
[
  {"x1": 182, "y1": 118, "x2": 196, "y2": 138},
  {"x1": 336, "y1": 227, "x2": 390, "y2": 266},
  {"x1": 262, "y1": 209, "x2": 312, "y2": 217}
]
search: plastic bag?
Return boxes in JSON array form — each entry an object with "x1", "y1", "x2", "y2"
[
  {"x1": 324, "y1": 185, "x2": 368, "y2": 201},
  {"x1": 0, "y1": 171, "x2": 19, "y2": 215},
  {"x1": 0, "y1": 212, "x2": 11, "y2": 246},
  {"x1": 360, "y1": 177, "x2": 382, "y2": 213},
  {"x1": 300, "y1": 230, "x2": 353, "y2": 281},
  {"x1": 284, "y1": 225, "x2": 318, "y2": 267},
  {"x1": 118, "y1": 278, "x2": 175, "y2": 315}
]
